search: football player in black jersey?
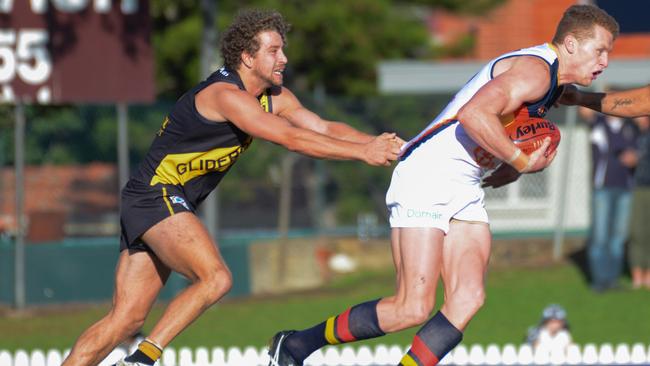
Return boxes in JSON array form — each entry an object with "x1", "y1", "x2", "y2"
[{"x1": 62, "y1": 9, "x2": 403, "y2": 366}]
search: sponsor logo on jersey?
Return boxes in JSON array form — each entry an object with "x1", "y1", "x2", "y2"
[
  {"x1": 407, "y1": 209, "x2": 443, "y2": 220},
  {"x1": 169, "y1": 195, "x2": 190, "y2": 210},
  {"x1": 537, "y1": 105, "x2": 548, "y2": 116},
  {"x1": 473, "y1": 146, "x2": 498, "y2": 169},
  {"x1": 150, "y1": 137, "x2": 252, "y2": 186}
]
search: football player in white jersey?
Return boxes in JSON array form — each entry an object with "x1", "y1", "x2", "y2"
[{"x1": 269, "y1": 5, "x2": 619, "y2": 366}]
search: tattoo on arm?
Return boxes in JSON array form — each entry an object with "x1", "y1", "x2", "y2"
[{"x1": 611, "y1": 98, "x2": 633, "y2": 111}]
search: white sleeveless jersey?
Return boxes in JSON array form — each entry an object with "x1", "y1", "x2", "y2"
[
  {"x1": 386, "y1": 43, "x2": 563, "y2": 230},
  {"x1": 399, "y1": 43, "x2": 562, "y2": 180}
]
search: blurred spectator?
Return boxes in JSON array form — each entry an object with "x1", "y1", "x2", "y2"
[
  {"x1": 526, "y1": 304, "x2": 572, "y2": 353},
  {"x1": 629, "y1": 116, "x2": 650, "y2": 290},
  {"x1": 580, "y1": 106, "x2": 638, "y2": 292}
]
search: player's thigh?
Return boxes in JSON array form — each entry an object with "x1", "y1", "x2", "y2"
[
  {"x1": 112, "y1": 249, "x2": 170, "y2": 318},
  {"x1": 141, "y1": 211, "x2": 229, "y2": 282},
  {"x1": 441, "y1": 220, "x2": 491, "y2": 293},
  {"x1": 390, "y1": 228, "x2": 402, "y2": 287},
  {"x1": 393, "y1": 227, "x2": 445, "y2": 299}
]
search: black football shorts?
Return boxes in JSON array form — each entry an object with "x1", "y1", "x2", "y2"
[{"x1": 120, "y1": 180, "x2": 194, "y2": 252}]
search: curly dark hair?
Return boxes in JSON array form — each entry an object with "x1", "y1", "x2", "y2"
[{"x1": 220, "y1": 9, "x2": 290, "y2": 70}]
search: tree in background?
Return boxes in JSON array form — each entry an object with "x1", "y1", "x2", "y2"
[
  {"x1": 3, "y1": 0, "x2": 505, "y2": 227},
  {"x1": 152, "y1": 0, "x2": 503, "y2": 98}
]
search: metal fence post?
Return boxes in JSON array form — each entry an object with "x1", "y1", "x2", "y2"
[
  {"x1": 14, "y1": 101, "x2": 26, "y2": 309},
  {"x1": 553, "y1": 106, "x2": 578, "y2": 260}
]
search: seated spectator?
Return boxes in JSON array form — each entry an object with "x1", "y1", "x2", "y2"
[{"x1": 526, "y1": 304, "x2": 572, "y2": 353}]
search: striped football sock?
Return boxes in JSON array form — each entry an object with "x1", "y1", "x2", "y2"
[
  {"x1": 124, "y1": 338, "x2": 163, "y2": 366},
  {"x1": 399, "y1": 312, "x2": 463, "y2": 366},
  {"x1": 285, "y1": 298, "x2": 385, "y2": 363}
]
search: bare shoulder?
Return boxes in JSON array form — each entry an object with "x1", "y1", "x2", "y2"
[
  {"x1": 495, "y1": 56, "x2": 550, "y2": 82},
  {"x1": 195, "y1": 82, "x2": 255, "y2": 122},
  {"x1": 270, "y1": 86, "x2": 303, "y2": 115},
  {"x1": 494, "y1": 56, "x2": 551, "y2": 102}
]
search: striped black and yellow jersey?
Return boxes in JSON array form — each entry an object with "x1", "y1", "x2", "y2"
[{"x1": 129, "y1": 66, "x2": 272, "y2": 209}]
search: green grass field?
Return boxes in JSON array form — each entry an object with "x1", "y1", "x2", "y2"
[{"x1": 1, "y1": 263, "x2": 649, "y2": 351}]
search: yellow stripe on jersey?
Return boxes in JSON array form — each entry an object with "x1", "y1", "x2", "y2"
[
  {"x1": 162, "y1": 187, "x2": 174, "y2": 215},
  {"x1": 157, "y1": 116, "x2": 171, "y2": 136},
  {"x1": 547, "y1": 42, "x2": 561, "y2": 82},
  {"x1": 259, "y1": 93, "x2": 270, "y2": 112},
  {"x1": 399, "y1": 354, "x2": 419, "y2": 366},
  {"x1": 150, "y1": 138, "x2": 252, "y2": 186},
  {"x1": 325, "y1": 316, "x2": 340, "y2": 344}
]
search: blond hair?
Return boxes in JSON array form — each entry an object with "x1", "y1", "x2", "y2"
[{"x1": 552, "y1": 5, "x2": 619, "y2": 45}]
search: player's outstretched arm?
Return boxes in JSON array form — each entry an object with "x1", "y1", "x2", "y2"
[
  {"x1": 214, "y1": 87, "x2": 401, "y2": 166},
  {"x1": 559, "y1": 84, "x2": 650, "y2": 118},
  {"x1": 274, "y1": 86, "x2": 407, "y2": 146}
]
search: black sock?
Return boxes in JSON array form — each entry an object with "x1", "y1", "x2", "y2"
[{"x1": 284, "y1": 322, "x2": 327, "y2": 362}]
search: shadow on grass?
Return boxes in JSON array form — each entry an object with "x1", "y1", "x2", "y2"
[
  {"x1": 567, "y1": 238, "x2": 632, "y2": 287},
  {"x1": 567, "y1": 241, "x2": 591, "y2": 285}
]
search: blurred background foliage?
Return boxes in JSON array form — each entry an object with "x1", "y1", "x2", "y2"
[
  {"x1": 151, "y1": 0, "x2": 503, "y2": 98},
  {"x1": 1, "y1": 0, "x2": 505, "y2": 226}
]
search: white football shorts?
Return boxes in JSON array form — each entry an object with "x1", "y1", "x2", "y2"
[{"x1": 386, "y1": 123, "x2": 489, "y2": 233}]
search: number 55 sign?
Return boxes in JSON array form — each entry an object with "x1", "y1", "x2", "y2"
[{"x1": 0, "y1": 0, "x2": 154, "y2": 104}]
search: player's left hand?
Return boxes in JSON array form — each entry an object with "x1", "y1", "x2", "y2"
[
  {"x1": 482, "y1": 163, "x2": 522, "y2": 188},
  {"x1": 525, "y1": 137, "x2": 557, "y2": 173},
  {"x1": 393, "y1": 135, "x2": 407, "y2": 148},
  {"x1": 364, "y1": 132, "x2": 403, "y2": 166}
]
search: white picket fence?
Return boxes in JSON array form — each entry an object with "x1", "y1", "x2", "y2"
[{"x1": 1, "y1": 343, "x2": 649, "y2": 366}]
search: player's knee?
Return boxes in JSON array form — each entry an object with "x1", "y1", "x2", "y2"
[
  {"x1": 123, "y1": 319, "x2": 146, "y2": 339},
  {"x1": 401, "y1": 300, "x2": 435, "y2": 327},
  {"x1": 203, "y1": 267, "x2": 232, "y2": 304},
  {"x1": 451, "y1": 286, "x2": 485, "y2": 315},
  {"x1": 110, "y1": 311, "x2": 146, "y2": 339},
  {"x1": 217, "y1": 268, "x2": 233, "y2": 294}
]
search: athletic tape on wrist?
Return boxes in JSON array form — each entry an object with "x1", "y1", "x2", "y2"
[
  {"x1": 506, "y1": 148, "x2": 521, "y2": 164},
  {"x1": 507, "y1": 148, "x2": 530, "y2": 173}
]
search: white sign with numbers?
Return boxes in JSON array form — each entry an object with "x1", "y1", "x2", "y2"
[{"x1": 0, "y1": 29, "x2": 51, "y2": 103}]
